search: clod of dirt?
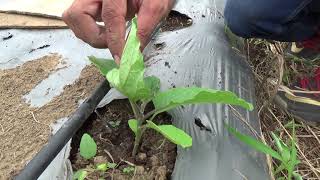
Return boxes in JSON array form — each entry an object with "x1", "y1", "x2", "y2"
[
  {"x1": 150, "y1": 155, "x2": 160, "y2": 167},
  {"x1": 2, "y1": 33, "x2": 13, "y2": 41},
  {"x1": 154, "y1": 42, "x2": 166, "y2": 50},
  {"x1": 29, "y1": 44, "x2": 51, "y2": 53},
  {"x1": 164, "y1": 61, "x2": 171, "y2": 68},
  {"x1": 161, "y1": 10, "x2": 193, "y2": 32},
  {"x1": 136, "y1": 166, "x2": 145, "y2": 174},
  {"x1": 137, "y1": 153, "x2": 147, "y2": 163},
  {"x1": 156, "y1": 166, "x2": 167, "y2": 180},
  {"x1": 94, "y1": 156, "x2": 108, "y2": 164}
]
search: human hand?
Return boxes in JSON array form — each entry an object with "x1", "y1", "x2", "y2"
[{"x1": 63, "y1": 0, "x2": 174, "y2": 64}]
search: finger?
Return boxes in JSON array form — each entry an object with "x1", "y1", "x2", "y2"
[
  {"x1": 63, "y1": 1, "x2": 108, "y2": 48},
  {"x1": 137, "y1": 0, "x2": 173, "y2": 49},
  {"x1": 101, "y1": 0, "x2": 127, "y2": 60}
]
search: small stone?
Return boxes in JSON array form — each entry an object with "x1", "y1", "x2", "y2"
[
  {"x1": 135, "y1": 166, "x2": 145, "y2": 174},
  {"x1": 155, "y1": 166, "x2": 167, "y2": 180},
  {"x1": 137, "y1": 153, "x2": 147, "y2": 161},
  {"x1": 94, "y1": 156, "x2": 107, "y2": 164},
  {"x1": 150, "y1": 155, "x2": 160, "y2": 167}
]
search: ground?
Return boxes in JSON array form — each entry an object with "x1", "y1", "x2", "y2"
[
  {"x1": 0, "y1": 55, "x2": 104, "y2": 179},
  {"x1": 244, "y1": 39, "x2": 320, "y2": 179},
  {"x1": 70, "y1": 100, "x2": 177, "y2": 180}
]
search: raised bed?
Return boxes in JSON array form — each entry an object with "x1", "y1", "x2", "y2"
[
  {"x1": 71, "y1": 100, "x2": 177, "y2": 179},
  {"x1": 14, "y1": 2, "x2": 270, "y2": 180}
]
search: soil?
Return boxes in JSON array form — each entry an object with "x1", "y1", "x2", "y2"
[
  {"x1": 0, "y1": 54, "x2": 104, "y2": 179},
  {"x1": 160, "y1": 10, "x2": 192, "y2": 32},
  {"x1": 70, "y1": 100, "x2": 177, "y2": 180}
]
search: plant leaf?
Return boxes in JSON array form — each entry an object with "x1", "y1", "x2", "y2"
[
  {"x1": 152, "y1": 87, "x2": 253, "y2": 116},
  {"x1": 226, "y1": 124, "x2": 282, "y2": 160},
  {"x1": 146, "y1": 121, "x2": 192, "y2": 148},
  {"x1": 73, "y1": 169, "x2": 87, "y2": 180},
  {"x1": 106, "y1": 17, "x2": 151, "y2": 101},
  {"x1": 123, "y1": 166, "x2": 135, "y2": 174},
  {"x1": 108, "y1": 162, "x2": 117, "y2": 169},
  {"x1": 144, "y1": 76, "x2": 160, "y2": 95},
  {"x1": 80, "y1": 133, "x2": 97, "y2": 159},
  {"x1": 293, "y1": 172, "x2": 303, "y2": 180},
  {"x1": 271, "y1": 133, "x2": 290, "y2": 163},
  {"x1": 97, "y1": 163, "x2": 109, "y2": 172},
  {"x1": 128, "y1": 119, "x2": 138, "y2": 136},
  {"x1": 88, "y1": 56, "x2": 117, "y2": 75},
  {"x1": 275, "y1": 163, "x2": 286, "y2": 174},
  {"x1": 288, "y1": 128, "x2": 300, "y2": 179}
]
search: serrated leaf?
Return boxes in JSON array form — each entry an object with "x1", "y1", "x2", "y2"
[
  {"x1": 123, "y1": 166, "x2": 135, "y2": 174},
  {"x1": 88, "y1": 56, "x2": 117, "y2": 75},
  {"x1": 106, "y1": 17, "x2": 151, "y2": 101},
  {"x1": 73, "y1": 169, "x2": 87, "y2": 180},
  {"x1": 80, "y1": 133, "x2": 97, "y2": 159},
  {"x1": 108, "y1": 162, "x2": 117, "y2": 168},
  {"x1": 97, "y1": 163, "x2": 109, "y2": 172},
  {"x1": 152, "y1": 87, "x2": 253, "y2": 116},
  {"x1": 146, "y1": 120, "x2": 192, "y2": 148},
  {"x1": 226, "y1": 124, "x2": 282, "y2": 160},
  {"x1": 128, "y1": 119, "x2": 138, "y2": 136}
]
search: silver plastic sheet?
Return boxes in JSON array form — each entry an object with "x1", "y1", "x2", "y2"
[{"x1": 0, "y1": 29, "x2": 111, "y2": 179}]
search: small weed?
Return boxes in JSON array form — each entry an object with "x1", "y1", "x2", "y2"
[
  {"x1": 227, "y1": 121, "x2": 302, "y2": 180},
  {"x1": 109, "y1": 120, "x2": 121, "y2": 128},
  {"x1": 122, "y1": 166, "x2": 135, "y2": 174},
  {"x1": 73, "y1": 134, "x2": 117, "y2": 180}
]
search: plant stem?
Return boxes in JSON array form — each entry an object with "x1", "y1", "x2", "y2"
[
  {"x1": 142, "y1": 110, "x2": 156, "y2": 121},
  {"x1": 129, "y1": 100, "x2": 144, "y2": 156}
]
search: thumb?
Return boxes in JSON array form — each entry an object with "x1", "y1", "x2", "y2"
[
  {"x1": 137, "y1": 0, "x2": 172, "y2": 50},
  {"x1": 101, "y1": 0, "x2": 127, "y2": 63}
]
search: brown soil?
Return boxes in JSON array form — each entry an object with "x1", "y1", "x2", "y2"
[
  {"x1": 0, "y1": 54, "x2": 103, "y2": 179},
  {"x1": 160, "y1": 10, "x2": 192, "y2": 32},
  {"x1": 70, "y1": 100, "x2": 177, "y2": 180}
]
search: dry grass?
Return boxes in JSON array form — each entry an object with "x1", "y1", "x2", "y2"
[{"x1": 244, "y1": 39, "x2": 320, "y2": 179}]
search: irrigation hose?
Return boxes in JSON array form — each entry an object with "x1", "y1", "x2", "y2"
[{"x1": 15, "y1": 80, "x2": 110, "y2": 180}]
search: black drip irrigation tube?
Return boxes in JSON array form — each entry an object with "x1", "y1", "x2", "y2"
[{"x1": 15, "y1": 80, "x2": 110, "y2": 180}]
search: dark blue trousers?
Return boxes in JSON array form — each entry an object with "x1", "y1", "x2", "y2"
[{"x1": 224, "y1": 0, "x2": 320, "y2": 42}]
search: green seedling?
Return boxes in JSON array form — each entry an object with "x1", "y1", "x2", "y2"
[
  {"x1": 226, "y1": 121, "x2": 302, "y2": 180},
  {"x1": 74, "y1": 134, "x2": 117, "y2": 180},
  {"x1": 122, "y1": 166, "x2": 135, "y2": 174},
  {"x1": 73, "y1": 169, "x2": 88, "y2": 180},
  {"x1": 96, "y1": 162, "x2": 117, "y2": 172},
  {"x1": 80, "y1": 133, "x2": 97, "y2": 159},
  {"x1": 89, "y1": 17, "x2": 253, "y2": 156},
  {"x1": 109, "y1": 120, "x2": 121, "y2": 128}
]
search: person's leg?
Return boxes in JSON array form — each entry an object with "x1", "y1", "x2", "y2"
[
  {"x1": 224, "y1": 0, "x2": 320, "y2": 42},
  {"x1": 224, "y1": 0, "x2": 320, "y2": 124}
]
